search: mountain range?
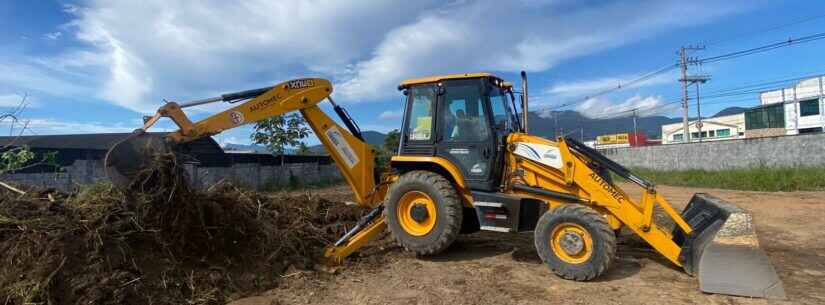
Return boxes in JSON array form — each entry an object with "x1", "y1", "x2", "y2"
[
  {"x1": 358, "y1": 106, "x2": 749, "y2": 144},
  {"x1": 223, "y1": 107, "x2": 748, "y2": 154}
]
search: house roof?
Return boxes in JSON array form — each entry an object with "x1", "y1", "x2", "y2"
[{"x1": 0, "y1": 132, "x2": 223, "y2": 154}]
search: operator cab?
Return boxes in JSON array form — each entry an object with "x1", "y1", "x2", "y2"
[{"x1": 397, "y1": 73, "x2": 522, "y2": 191}]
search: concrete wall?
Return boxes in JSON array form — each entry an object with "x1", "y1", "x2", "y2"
[
  {"x1": 599, "y1": 132, "x2": 825, "y2": 171},
  {"x1": 4, "y1": 159, "x2": 343, "y2": 191}
]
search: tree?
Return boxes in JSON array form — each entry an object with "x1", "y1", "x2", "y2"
[
  {"x1": 296, "y1": 142, "x2": 313, "y2": 155},
  {"x1": 250, "y1": 114, "x2": 310, "y2": 155},
  {"x1": 374, "y1": 129, "x2": 401, "y2": 172},
  {"x1": 382, "y1": 129, "x2": 400, "y2": 154}
]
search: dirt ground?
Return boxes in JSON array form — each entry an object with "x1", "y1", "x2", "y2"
[{"x1": 231, "y1": 184, "x2": 825, "y2": 305}]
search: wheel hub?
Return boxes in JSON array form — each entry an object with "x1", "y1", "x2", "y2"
[
  {"x1": 396, "y1": 191, "x2": 437, "y2": 236},
  {"x1": 559, "y1": 232, "x2": 585, "y2": 255},
  {"x1": 410, "y1": 204, "x2": 429, "y2": 222}
]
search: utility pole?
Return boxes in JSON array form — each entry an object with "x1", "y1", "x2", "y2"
[
  {"x1": 679, "y1": 45, "x2": 707, "y2": 143},
  {"x1": 695, "y1": 82, "x2": 702, "y2": 142},
  {"x1": 632, "y1": 108, "x2": 638, "y2": 145},
  {"x1": 680, "y1": 47, "x2": 689, "y2": 143}
]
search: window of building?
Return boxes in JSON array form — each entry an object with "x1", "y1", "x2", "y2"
[
  {"x1": 709, "y1": 130, "x2": 715, "y2": 137},
  {"x1": 691, "y1": 131, "x2": 708, "y2": 139},
  {"x1": 746, "y1": 103, "x2": 785, "y2": 130},
  {"x1": 800, "y1": 99, "x2": 820, "y2": 117},
  {"x1": 672, "y1": 133, "x2": 683, "y2": 141},
  {"x1": 716, "y1": 129, "x2": 731, "y2": 137},
  {"x1": 798, "y1": 127, "x2": 823, "y2": 134}
]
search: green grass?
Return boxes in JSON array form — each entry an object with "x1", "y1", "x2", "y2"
[{"x1": 623, "y1": 166, "x2": 825, "y2": 192}]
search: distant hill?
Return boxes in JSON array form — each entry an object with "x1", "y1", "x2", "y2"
[
  {"x1": 530, "y1": 107, "x2": 747, "y2": 140},
  {"x1": 307, "y1": 130, "x2": 388, "y2": 155},
  {"x1": 361, "y1": 130, "x2": 387, "y2": 147},
  {"x1": 711, "y1": 106, "x2": 748, "y2": 117},
  {"x1": 227, "y1": 107, "x2": 741, "y2": 153},
  {"x1": 527, "y1": 111, "x2": 679, "y2": 140},
  {"x1": 223, "y1": 143, "x2": 272, "y2": 154}
]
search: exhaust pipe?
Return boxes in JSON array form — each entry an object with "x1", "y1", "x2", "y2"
[{"x1": 521, "y1": 71, "x2": 528, "y2": 133}]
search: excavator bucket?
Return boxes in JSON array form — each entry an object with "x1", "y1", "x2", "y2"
[
  {"x1": 673, "y1": 193, "x2": 785, "y2": 299},
  {"x1": 104, "y1": 131, "x2": 172, "y2": 189}
]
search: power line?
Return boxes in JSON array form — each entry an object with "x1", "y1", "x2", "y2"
[
  {"x1": 705, "y1": 13, "x2": 825, "y2": 46},
  {"x1": 696, "y1": 32, "x2": 825, "y2": 64},
  {"x1": 586, "y1": 71, "x2": 825, "y2": 119},
  {"x1": 534, "y1": 63, "x2": 678, "y2": 112}
]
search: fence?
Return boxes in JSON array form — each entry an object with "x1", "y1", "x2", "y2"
[
  {"x1": 3, "y1": 153, "x2": 343, "y2": 191},
  {"x1": 598, "y1": 132, "x2": 825, "y2": 171}
]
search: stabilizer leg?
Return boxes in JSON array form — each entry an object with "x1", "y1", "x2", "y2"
[{"x1": 324, "y1": 206, "x2": 387, "y2": 263}]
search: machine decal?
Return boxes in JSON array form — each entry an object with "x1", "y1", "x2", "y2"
[
  {"x1": 326, "y1": 126, "x2": 359, "y2": 168},
  {"x1": 589, "y1": 172, "x2": 624, "y2": 203},
  {"x1": 229, "y1": 111, "x2": 245, "y2": 125},
  {"x1": 449, "y1": 148, "x2": 469, "y2": 155},
  {"x1": 249, "y1": 92, "x2": 282, "y2": 112},
  {"x1": 288, "y1": 79, "x2": 316, "y2": 90},
  {"x1": 513, "y1": 142, "x2": 563, "y2": 169},
  {"x1": 470, "y1": 163, "x2": 486, "y2": 174}
]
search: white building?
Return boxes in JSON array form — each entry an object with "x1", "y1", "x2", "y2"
[
  {"x1": 753, "y1": 76, "x2": 825, "y2": 136},
  {"x1": 661, "y1": 113, "x2": 745, "y2": 144}
]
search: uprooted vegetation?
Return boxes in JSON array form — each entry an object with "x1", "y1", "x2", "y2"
[{"x1": 0, "y1": 153, "x2": 366, "y2": 305}]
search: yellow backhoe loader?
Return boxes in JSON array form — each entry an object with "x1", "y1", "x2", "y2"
[{"x1": 105, "y1": 73, "x2": 784, "y2": 299}]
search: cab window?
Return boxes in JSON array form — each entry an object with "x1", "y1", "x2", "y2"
[
  {"x1": 440, "y1": 80, "x2": 490, "y2": 142},
  {"x1": 406, "y1": 86, "x2": 436, "y2": 141},
  {"x1": 489, "y1": 85, "x2": 514, "y2": 132}
]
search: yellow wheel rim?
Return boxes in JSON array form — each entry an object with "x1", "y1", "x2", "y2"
[
  {"x1": 550, "y1": 222, "x2": 593, "y2": 264},
  {"x1": 396, "y1": 191, "x2": 437, "y2": 236}
]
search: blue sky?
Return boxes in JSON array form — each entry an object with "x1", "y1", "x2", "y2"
[{"x1": 2, "y1": 1, "x2": 824, "y2": 145}]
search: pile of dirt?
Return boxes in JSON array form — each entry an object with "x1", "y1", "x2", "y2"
[{"x1": 0, "y1": 154, "x2": 366, "y2": 305}]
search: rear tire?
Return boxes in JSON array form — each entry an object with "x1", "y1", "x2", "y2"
[
  {"x1": 385, "y1": 170, "x2": 463, "y2": 255},
  {"x1": 534, "y1": 204, "x2": 616, "y2": 281}
]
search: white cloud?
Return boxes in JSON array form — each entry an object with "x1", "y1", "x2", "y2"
[
  {"x1": 43, "y1": 31, "x2": 63, "y2": 40},
  {"x1": 0, "y1": 94, "x2": 37, "y2": 108},
  {"x1": 4, "y1": 0, "x2": 750, "y2": 114},
  {"x1": 545, "y1": 71, "x2": 676, "y2": 97},
  {"x1": 338, "y1": 0, "x2": 746, "y2": 101},
  {"x1": 61, "y1": 0, "x2": 443, "y2": 112},
  {"x1": 0, "y1": 118, "x2": 135, "y2": 135},
  {"x1": 0, "y1": 61, "x2": 93, "y2": 98},
  {"x1": 573, "y1": 95, "x2": 678, "y2": 119},
  {"x1": 378, "y1": 109, "x2": 403, "y2": 121}
]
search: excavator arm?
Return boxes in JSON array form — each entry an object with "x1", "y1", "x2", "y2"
[{"x1": 104, "y1": 78, "x2": 389, "y2": 262}]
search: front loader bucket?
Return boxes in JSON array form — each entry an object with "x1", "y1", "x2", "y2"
[{"x1": 672, "y1": 194, "x2": 785, "y2": 299}]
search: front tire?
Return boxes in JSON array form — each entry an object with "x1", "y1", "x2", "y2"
[
  {"x1": 534, "y1": 204, "x2": 616, "y2": 281},
  {"x1": 385, "y1": 170, "x2": 462, "y2": 255}
]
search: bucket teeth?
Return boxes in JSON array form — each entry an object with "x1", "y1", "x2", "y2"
[{"x1": 674, "y1": 194, "x2": 785, "y2": 299}]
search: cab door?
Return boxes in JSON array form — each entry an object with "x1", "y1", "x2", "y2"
[{"x1": 434, "y1": 79, "x2": 498, "y2": 191}]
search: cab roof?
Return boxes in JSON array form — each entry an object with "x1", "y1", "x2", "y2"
[{"x1": 398, "y1": 72, "x2": 504, "y2": 88}]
